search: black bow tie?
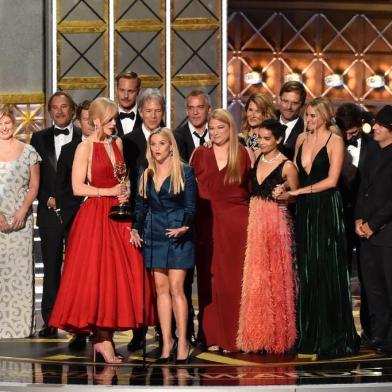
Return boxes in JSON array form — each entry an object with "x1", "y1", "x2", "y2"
[
  {"x1": 193, "y1": 130, "x2": 207, "y2": 146},
  {"x1": 54, "y1": 127, "x2": 69, "y2": 136},
  {"x1": 346, "y1": 137, "x2": 359, "y2": 148},
  {"x1": 119, "y1": 111, "x2": 135, "y2": 120}
]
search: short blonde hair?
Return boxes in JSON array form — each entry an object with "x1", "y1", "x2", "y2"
[
  {"x1": 139, "y1": 128, "x2": 184, "y2": 196},
  {"x1": 241, "y1": 93, "x2": 276, "y2": 138},
  {"x1": 307, "y1": 97, "x2": 341, "y2": 135},
  {"x1": 0, "y1": 104, "x2": 16, "y2": 125}
]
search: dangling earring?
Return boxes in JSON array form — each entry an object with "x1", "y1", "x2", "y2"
[
  {"x1": 94, "y1": 124, "x2": 98, "y2": 131},
  {"x1": 170, "y1": 149, "x2": 173, "y2": 157}
]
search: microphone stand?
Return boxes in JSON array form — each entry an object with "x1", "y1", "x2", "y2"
[
  {"x1": 141, "y1": 168, "x2": 147, "y2": 368},
  {"x1": 141, "y1": 167, "x2": 153, "y2": 368}
]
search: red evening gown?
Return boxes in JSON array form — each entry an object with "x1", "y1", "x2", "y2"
[
  {"x1": 191, "y1": 146, "x2": 251, "y2": 351},
  {"x1": 49, "y1": 141, "x2": 156, "y2": 333}
]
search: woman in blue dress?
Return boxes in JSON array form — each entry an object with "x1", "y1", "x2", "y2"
[{"x1": 130, "y1": 128, "x2": 197, "y2": 364}]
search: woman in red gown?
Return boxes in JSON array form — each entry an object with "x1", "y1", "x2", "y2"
[
  {"x1": 191, "y1": 109, "x2": 253, "y2": 352},
  {"x1": 49, "y1": 97, "x2": 155, "y2": 363}
]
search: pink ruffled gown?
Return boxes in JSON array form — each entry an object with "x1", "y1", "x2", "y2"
[{"x1": 237, "y1": 158, "x2": 296, "y2": 353}]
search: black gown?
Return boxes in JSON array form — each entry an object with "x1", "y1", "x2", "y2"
[{"x1": 295, "y1": 134, "x2": 359, "y2": 357}]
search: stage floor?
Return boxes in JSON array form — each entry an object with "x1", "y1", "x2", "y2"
[{"x1": 1, "y1": 330, "x2": 392, "y2": 388}]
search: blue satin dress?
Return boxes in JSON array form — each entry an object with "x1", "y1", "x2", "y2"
[{"x1": 133, "y1": 164, "x2": 196, "y2": 269}]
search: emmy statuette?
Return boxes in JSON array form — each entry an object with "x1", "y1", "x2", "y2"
[{"x1": 108, "y1": 162, "x2": 133, "y2": 221}]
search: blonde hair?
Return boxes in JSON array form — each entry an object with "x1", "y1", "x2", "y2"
[
  {"x1": 139, "y1": 128, "x2": 184, "y2": 196},
  {"x1": 0, "y1": 104, "x2": 16, "y2": 125},
  {"x1": 307, "y1": 96, "x2": 341, "y2": 136},
  {"x1": 210, "y1": 109, "x2": 242, "y2": 184},
  {"x1": 241, "y1": 93, "x2": 276, "y2": 138},
  {"x1": 88, "y1": 97, "x2": 117, "y2": 138}
]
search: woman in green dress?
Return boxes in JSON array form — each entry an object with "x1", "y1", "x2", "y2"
[{"x1": 286, "y1": 97, "x2": 359, "y2": 358}]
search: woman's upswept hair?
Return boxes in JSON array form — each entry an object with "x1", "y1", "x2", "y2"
[
  {"x1": 88, "y1": 97, "x2": 117, "y2": 138},
  {"x1": 210, "y1": 109, "x2": 242, "y2": 185},
  {"x1": 307, "y1": 96, "x2": 341, "y2": 136},
  {"x1": 0, "y1": 104, "x2": 16, "y2": 125},
  {"x1": 139, "y1": 128, "x2": 184, "y2": 197},
  {"x1": 241, "y1": 93, "x2": 276, "y2": 138}
]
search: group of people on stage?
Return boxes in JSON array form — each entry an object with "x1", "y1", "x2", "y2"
[{"x1": 1, "y1": 72, "x2": 392, "y2": 364}]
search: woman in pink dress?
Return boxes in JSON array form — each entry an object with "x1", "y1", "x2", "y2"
[
  {"x1": 50, "y1": 97, "x2": 156, "y2": 363},
  {"x1": 237, "y1": 119, "x2": 298, "y2": 353}
]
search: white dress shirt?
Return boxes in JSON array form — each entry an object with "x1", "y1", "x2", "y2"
[
  {"x1": 54, "y1": 122, "x2": 73, "y2": 160},
  {"x1": 188, "y1": 121, "x2": 209, "y2": 147},
  {"x1": 280, "y1": 116, "x2": 300, "y2": 143},
  {"x1": 347, "y1": 137, "x2": 362, "y2": 168},
  {"x1": 118, "y1": 105, "x2": 138, "y2": 135},
  {"x1": 142, "y1": 123, "x2": 153, "y2": 141}
]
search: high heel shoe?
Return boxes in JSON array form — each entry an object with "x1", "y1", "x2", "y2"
[
  {"x1": 175, "y1": 344, "x2": 191, "y2": 365},
  {"x1": 93, "y1": 341, "x2": 124, "y2": 364},
  {"x1": 155, "y1": 339, "x2": 177, "y2": 364}
]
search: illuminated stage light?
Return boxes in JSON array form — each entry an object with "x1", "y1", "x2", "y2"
[
  {"x1": 284, "y1": 73, "x2": 302, "y2": 83},
  {"x1": 244, "y1": 71, "x2": 262, "y2": 85},
  {"x1": 325, "y1": 74, "x2": 344, "y2": 87},
  {"x1": 366, "y1": 75, "x2": 385, "y2": 88}
]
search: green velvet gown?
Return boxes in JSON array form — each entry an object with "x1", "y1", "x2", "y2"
[{"x1": 295, "y1": 136, "x2": 360, "y2": 358}]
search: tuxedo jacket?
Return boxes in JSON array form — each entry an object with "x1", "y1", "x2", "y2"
[
  {"x1": 122, "y1": 125, "x2": 148, "y2": 210},
  {"x1": 54, "y1": 137, "x2": 84, "y2": 232},
  {"x1": 174, "y1": 123, "x2": 196, "y2": 162},
  {"x1": 115, "y1": 111, "x2": 143, "y2": 137},
  {"x1": 355, "y1": 143, "x2": 392, "y2": 247},
  {"x1": 31, "y1": 126, "x2": 81, "y2": 227},
  {"x1": 280, "y1": 116, "x2": 304, "y2": 161}
]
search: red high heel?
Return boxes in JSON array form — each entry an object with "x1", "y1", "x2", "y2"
[{"x1": 93, "y1": 341, "x2": 123, "y2": 364}]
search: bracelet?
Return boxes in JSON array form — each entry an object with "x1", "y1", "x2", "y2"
[{"x1": 97, "y1": 188, "x2": 100, "y2": 197}]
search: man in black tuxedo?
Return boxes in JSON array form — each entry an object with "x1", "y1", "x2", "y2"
[
  {"x1": 31, "y1": 92, "x2": 81, "y2": 338},
  {"x1": 174, "y1": 90, "x2": 210, "y2": 345},
  {"x1": 278, "y1": 81, "x2": 306, "y2": 160},
  {"x1": 336, "y1": 103, "x2": 377, "y2": 342},
  {"x1": 55, "y1": 100, "x2": 92, "y2": 235},
  {"x1": 54, "y1": 100, "x2": 92, "y2": 349},
  {"x1": 174, "y1": 90, "x2": 211, "y2": 162},
  {"x1": 122, "y1": 88, "x2": 165, "y2": 351},
  {"x1": 115, "y1": 71, "x2": 142, "y2": 136},
  {"x1": 355, "y1": 105, "x2": 392, "y2": 354}
]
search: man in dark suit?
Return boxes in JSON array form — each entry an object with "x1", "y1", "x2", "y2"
[
  {"x1": 174, "y1": 90, "x2": 211, "y2": 162},
  {"x1": 54, "y1": 100, "x2": 92, "y2": 349},
  {"x1": 355, "y1": 105, "x2": 392, "y2": 354},
  {"x1": 115, "y1": 71, "x2": 142, "y2": 136},
  {"x1": 122, "y1": 88, "x2": 165, "y2": 351},
  {"x1": 55, "y1": 100, "x2": 92, "y2": 235},
  {"x1": 336, "y1": 103, "x2": 377, "y2": 342},
  {"x1": 174, "y1": 90, "x2": 210, "y2": 345},
  {"x1": 31, "y1": 92, "x2": 81, "y2": 338},
  {"x1": 278, "y1": 81, "x2": 306, "y2": 160}
]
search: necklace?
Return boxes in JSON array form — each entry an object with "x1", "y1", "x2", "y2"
[{"x1": 261, "y1": 152, "x2": 281, "y2": 164}]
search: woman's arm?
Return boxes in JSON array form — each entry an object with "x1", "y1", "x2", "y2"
[
  {"x1": 11, "y1": 163, "x2": 40, "y2": 230},
  {"x1": 289, "y1": 134, "x2": 344, "y2": 196},
  {"x1": 292, "y1": 132, "x2": 305, "y2": 169},
  {"x1": 72, "y1": 142, "x2": 125, "y2": 197},
  {"x1": 166, "y1": 166, "x2": 197, "y2": 238}
]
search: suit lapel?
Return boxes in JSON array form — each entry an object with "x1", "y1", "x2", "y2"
[
  {"x1": 44, "y1": 127, "x2": 57, "y2": 170},
  {"x1": 115, "y1": 115, "x2": 124, "y2": 136},
  {"x1": 72, "y1": 126, "x2": 82, "y2": 142},
  {"x1": 285, "y1": 117, "x2": 304, "y2": 149},
  {"x1": 184, "y1": 124, "x2": 196, "y2": 151}
]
